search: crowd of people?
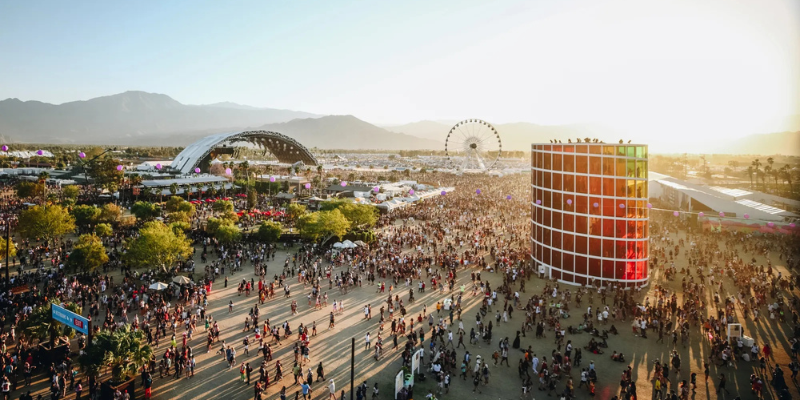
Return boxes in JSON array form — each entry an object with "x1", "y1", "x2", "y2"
[{"x1": 0, "y1": 170, "x2": 799, "y2": 400}]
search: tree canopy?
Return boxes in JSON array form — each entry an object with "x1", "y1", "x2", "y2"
[
  {"x1": 123, "y1": 221, "x2": 192, "y2": 269},
  {"x1": 319, "y1": 201, "x2": 378, "y2": 229},
  {"x1": 94, "y1": 223, "x2": 113, "y2": 237},
  {"x1": 131, "y1": 201, "x2": 160, "y2": 220},
  {"x1": 97, "y1": 203, "x2": 122, "y2": 224},
  {"x1": 19, "y1": 301, "x2": 83, "y2": 344},
  {"x1": 61, "y1": 185, "x2": 80, "y2": 200},
  {"x1": 286, "y1": 203, "x2": 307, "y2": 222},
  {"x1": 0, "y1": 238, "x2": 16, "y2": 258},
  {"x1": 15, "y1": 181, "x2": 45, "y2": 198},
  {"x1": 168, "y1": 211, "x2": 192, "y2": 225},
  {"x1": 66, "y1": 234, "x2": 109, "y2": 272},
  {"x1": 87, "y1": 157, "x2": 124, "y2": 191},
  {"x1": 297, "y1": 209, "x2": 350, "y2": 243},
  {"x1": 71, "y1": 205, "x2": 101, "y2": 228},
  {"x1": 206, "y1": 217, "x2": 234, "y2": 235},
  {"x1": 165, "y1": 196, "x2": 186, "y2": 213},
  {"x1": 17, "y1": 205, "x2": 76, "y2": 241},
  {"x1": 215, "y1": 223, "x2": 241, "y2": 244},
  {"x1": 211, "y1": 200, "x2": 234, "y2": 213},
  {"x1": 78, "y1": 324, "x2": 153, "y2": 382},
  {"x1": 257, "y1": 220, "x2": 282, "y2": 243}
]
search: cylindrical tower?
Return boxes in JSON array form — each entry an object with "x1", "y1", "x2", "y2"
[{"x1": 531, "y1": 143, "x2": 649, "y2": 287}]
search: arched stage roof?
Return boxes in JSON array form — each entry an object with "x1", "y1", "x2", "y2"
[{"x1": 171, "y1": 131, "x2": 318, "y2": 174}]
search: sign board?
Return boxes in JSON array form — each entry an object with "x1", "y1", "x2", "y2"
[
  {"x1": 394, "y1": 371, "x2": 404, "y2": 399},
  {"x1": 411, "y1": 349, "x2": 423, "y2": 375},
  {"x1": 52, "y1": 303, "x2": 89, "y2": 335},
  {"x1": 726, "y1": 323, "x2": 742, "y2": 341}
]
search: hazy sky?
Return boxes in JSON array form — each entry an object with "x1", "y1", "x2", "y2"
[{"x1": 1, "y1": 0, "x2": 798, "y2": 143}]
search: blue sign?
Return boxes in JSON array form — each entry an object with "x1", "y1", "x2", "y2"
[{"x1": 51, "y1": 304, "x2": 89, "y2": 335}]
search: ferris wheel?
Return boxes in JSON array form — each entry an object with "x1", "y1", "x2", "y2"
[{"x1": 445, "y1": 119, "x2": 501, "y2": 172}]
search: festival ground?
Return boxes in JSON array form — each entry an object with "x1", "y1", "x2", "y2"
[{"x1": 10, "y1": 218, "x2": 798, "y2": 400}]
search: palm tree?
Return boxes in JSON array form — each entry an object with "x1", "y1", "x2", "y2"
[
  {"x1": 779, "y1": 165, "x2": 793, "y2": 194},
  {"x1": 770, "y1": 169, "x2": 779, "y2": 189},
  {"x1": 764, "y1": 165, "x2": 773, "y2": 190},
  {"x1": 79, "y1": 324, "x2": 153, "y2": 384},
  {"x1": 746, "y1": 166, "x2": 754, "y2": 188},
  {"x1": 169, "y1": 183, "x2": 178, "y2": 197},
  {"x1": 752, "y1": 159, "x2": 763, "y2": 189}
]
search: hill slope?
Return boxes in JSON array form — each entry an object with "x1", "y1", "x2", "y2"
[
  {"x1": 721, "y1": 131, "x2": 800, "y2": 156},
  {"x1": 0, "y1": 91, "x2": 320, "y2": 144}
]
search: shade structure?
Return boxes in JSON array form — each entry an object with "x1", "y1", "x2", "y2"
[
  {"x1": 171, "y1": 130, "x2": 318, "y2": 174},
  {"x1": 149, "y1": 282, "x2": 169, "y2": 291},
  {"x1": 332, "y1": 242, "x2": 345, "y2": 249},
  {"x1": 172, "y1": 275, "x2": 192, "y2": 285}
]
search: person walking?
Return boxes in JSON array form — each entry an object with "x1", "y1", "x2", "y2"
[
  {"x1": 716, "y1": 373, "x2": 730, "y2": 396},
  {"x1": 328, "y1": 379, "x2": 337, "y2": 399}
]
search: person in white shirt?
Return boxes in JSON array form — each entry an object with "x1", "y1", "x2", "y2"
[{"x1": 328, "y1": 379, "x2": 337, "y2": 399}]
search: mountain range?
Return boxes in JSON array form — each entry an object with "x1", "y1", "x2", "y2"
[
  {"x1": 0, "y1": 91, "x2": 797, "y2": 155},
  {"x1": 0, "y1": 91, "x2": 319, "y2": 144}
]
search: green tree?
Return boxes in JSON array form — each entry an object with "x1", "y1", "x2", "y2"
[
  {"x1": 131, "y1": 201, "x2": 160, "y2": 220},
  {"x1": 78, "y1": 324, "x2": 153, "y2": 383},
  {"x1": 19, "y1": 301, "x2": 83, "y2": 345},
  {"x1": 780, "y1": 164, "x2": 794, "y2": 193},
  {"x1": 176, "y1": 201, "x2": 195, "y2": 215},
  {"x1": 94, "y1": 223, "x2": 113, "y2": 237},
  {"x1": 66, "y1": 234, "x2": 109, "y2": 272},
  {"x1": 337, "y1": 203, "x2": 377, "y2": 229},
  {"x1": 220, "y1": 210, "x2": 240, "y2": 223},
  {"x1": 205, "y1": 217, "x2": 234, "y2": 235},
  {"x1": 98, "y1": 203, "x2": 122, "y2": 224},
  {"x1": 123, "y1": 221, "x2": 193, "y2": 269},
  {"x1": 165, "y1": 196, "x2": 185, "y2": 212},
  {"x1": 15, "y1": 181, "x2": 44, "y2": 198},
  {"x1": 169, "y1": 211, "x2": 192, "y2": 225},
  {"x1": 215, "y1": 223, "x2": 241, "y2": 244},
  {"x1": 169, "y1": 221, "x2": 191, "y2": 234},
  {"x1": 212, "y1": 200, "x2": 234, "y2": 213},
  {"x1": 62, "y1": 185, "x2": 80, "y2": 200},
  {"x1": 257, "y1": 220, "x2": 282, "y2": 243},
  {"x1": 297, "y1": 209, "x2": 350, "y2": 243},
  {"x1": 286, "y1": 203, "x2": 307, "y2": 222},
  {"x1": 247, "y1": 190, "x2": 257, "y2": 209},
  {"x1": 17, "y1": 205, "x2": 76, "y2": 241},
  {"x1": 0, "y1": 238, "x2": 16, "y2": 258},
  {"x1": 320, "y1": 201, "x2": 377, "y2": 229},
  {"x1": 169, "y1": 183, "x2": 179, "y2": 196},
  {"x1": 72, "y1": 205, "x2": 101, "y2": 228},
  {"x1": 87, "y1": 157, "x2": 123, "y2": 191}
]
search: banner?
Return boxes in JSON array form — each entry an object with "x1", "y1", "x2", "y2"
[
  {"x1": 394, "y1": 371, "x2": 404, "y2": 399},
  {"x1": 52, "y1": 303, "x2": 89, "y2": 335},
  {"x1": 411, "y1": 349, "x2": 423, "y2": 375}
]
